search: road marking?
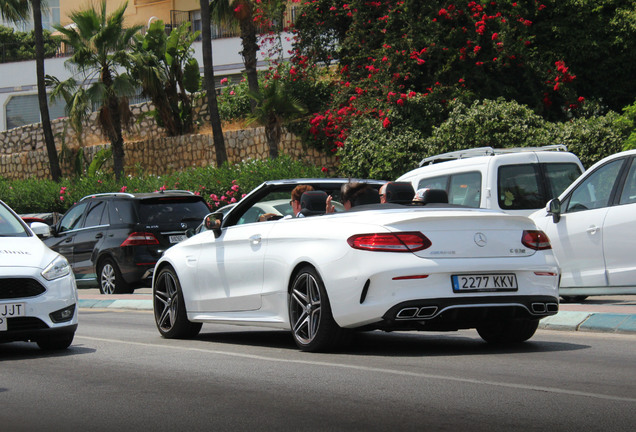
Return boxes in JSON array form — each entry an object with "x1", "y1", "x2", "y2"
[{"x1": 77, "y1": 335, "x2": 636, "y2": 403}]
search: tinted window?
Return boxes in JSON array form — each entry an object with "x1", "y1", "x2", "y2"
[
  {"x1": 498, "y1": 164, "x2": 543, "y2": 210},
  {"x1": 109, "y1": 200, "x2": 135, "y2": 225},
  {"x1": 449, "y1": 172, "x2": 481, "y2": 207},
  {"x1": 566, "y1": 159, "x2": 623, "y2": 212},
  {"x1": 418, "y1": 175, "x2": 448, "y2": 191},
  {"x1": 83, "y1": 201, "x2": 106, "y2": 228},
  {"x1": 619, "y1": 159, "x2": 636, "y2": 205},
  {"x1": 543, "y1": 163, "x2": 582, "y2": 199},
  {"x1": 138, "y1": 198, "x2": 210, "y2": 224},
  {"x1": 59, "y1": 203, "x2": 88, "y2": 232},
  {"x1": 418, "y1": 172, "x2": 481, "y2": 207}
]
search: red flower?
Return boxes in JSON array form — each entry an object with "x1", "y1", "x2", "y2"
[
  {"x1": 491, "y1": 33, "x2": 498, "y2": 40},
  {"x1": 382, "y1": 117, "x2": 391, "y2": 128}
]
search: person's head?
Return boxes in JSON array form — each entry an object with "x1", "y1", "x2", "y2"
[
  {"x1": 379, "y1": 183, "x2": 389, "y2": 204},
  {"x1": 291, "y1": 185, "x2": 314, "y2": 215},
  {"x1": 340, "y1": 182, "x2": 380, "y2": 210}
]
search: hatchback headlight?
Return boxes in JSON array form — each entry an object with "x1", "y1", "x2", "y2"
[{"x1": 42, "y1": 255, "x2": 71, "y2": 281}]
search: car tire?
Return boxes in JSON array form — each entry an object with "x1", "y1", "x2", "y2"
[
  {"x1": 153, "y1": 266, "x2": 202, "y2": 339},
  {"x1": 98, "y1": 258, "x2": 132, "y2": 295},
  {"x1": 288, "y1": 265, "x2": 348, "y2": 352},
  {"x1": 36, "y1": 333, "x2": 74, "y2": 350},
  {"x1": 477, "y1": 319, "x2": 539, "y2": 344}
]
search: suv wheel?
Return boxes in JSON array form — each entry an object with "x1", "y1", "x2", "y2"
[{"x1": 98, "y1": 258, "x2": 132, "y2": 294}]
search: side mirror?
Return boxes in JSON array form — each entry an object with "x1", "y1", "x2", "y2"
[
  {"x1": 204, "y1": 212, "x2": 223, "y2": 238},
  {"x1": 185, "y1": 228, "x2": 196, "y2": 238},
  {"x1": 546, "y1": 198, "x2": 561, "y2": 223},
  {"x1": 30, "y1": 222, "x2": 50, "y2": 238}
]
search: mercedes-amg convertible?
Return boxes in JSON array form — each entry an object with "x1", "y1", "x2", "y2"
[{"x1": 152, "y1": 179, "x2": 559, "y2": 352}]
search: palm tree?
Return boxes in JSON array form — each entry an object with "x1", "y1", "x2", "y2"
[
  {"x1": 210, "y1": 0, "x2": 260, "y2": 112},
  {"x1": 50, "y1": 1, "x2": 141, "y2": 180},
  {"x1": 247, "y1": 78, "x2": 306, "y2": 158},
  {"x1": 130, "y1": 21, "x2": 201, "y2": 137},
  {"x1": 1, "y1": 0, "x2": 62, "y2": 181},
  {"x1": 200, "y1": 0, "x2": 227, "y2": 165}
]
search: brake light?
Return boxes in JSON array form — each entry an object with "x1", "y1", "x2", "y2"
[
  {"x1": 120, "y1": 232, "x2": 160, "y2": 247},
  {"x1": 522, "y1": 230, "x2": 551, "y2": 250},
  {"x1": 347, "y1": 232, "x2": 431, "y2": 252}
]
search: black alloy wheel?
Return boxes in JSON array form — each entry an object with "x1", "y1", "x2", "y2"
[{"x1": 153, "y1": 266, "x2": 202, "y2": 339}]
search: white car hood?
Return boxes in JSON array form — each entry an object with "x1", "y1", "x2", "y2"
[{"x1": 0, "y1": 236, "x2": 59, "y2": 270}]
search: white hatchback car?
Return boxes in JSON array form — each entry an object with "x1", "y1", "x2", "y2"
[
  {"x1": 397, "y1": 145, "x2": 584, "y2": 217},
  {"x1": 530, "y1": 149, "x2": 636, "y2": 300},
  {"x1": 0, "y1": 200, "x2": 78, "y2": 350}
]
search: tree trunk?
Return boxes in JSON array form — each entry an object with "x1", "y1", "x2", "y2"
[
  {"x1": 32, "y1": 0, "x2": 62, "y2": 181},
  {"x1": 200, "y1": 0, "x2": 227, "y2": 166},
  {"x1": 238, "y1": 15, "x2": 259, "y2": 113},
  {"x1": 266, "y1": 114, "x2": 280, "y2": 159}
]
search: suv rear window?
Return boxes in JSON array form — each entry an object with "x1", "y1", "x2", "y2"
[
  {"x1": 138, "y1": 198, "x2": 210, "y2": 224},
  {"x1": 498, "y1": 163, "x2": 581, "y2": 210}
]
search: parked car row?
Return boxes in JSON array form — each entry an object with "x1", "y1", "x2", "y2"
[{"x1": 2, "y1": 147, "x2": 634, "y2": 351}]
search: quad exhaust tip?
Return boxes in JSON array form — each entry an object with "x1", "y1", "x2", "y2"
[
  {"x1": 396, "y1": 306, "x2": 439, "y2": 320},
  {"x1": 532, "y1": 302, "x2": 559, "y2": 314}
]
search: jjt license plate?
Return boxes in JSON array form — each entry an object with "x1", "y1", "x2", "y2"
[
  {"x1": 169, "y1": 235, "x2": 186, "y2": 244},
  {"x1": 1, "y1": 303, "x2": 26, "y2": 331},
  {"x1": 452, "y1": 274, "x2": 518, "y2": 292}
]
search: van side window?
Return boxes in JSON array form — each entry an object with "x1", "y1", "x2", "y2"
[
  {"x1": 543, "y1": 163, "x2": 583, "y2": 200},
  {"x1": 498, "y1": 165, "x2": 543, "y2": 210},
  {"x1": 83, "y1": 201, "x2": 106, "y2": 228},
  {"x1": 449, "y1": 172, "x2": 481, "y2": 207},
  {"x1": 418, "y1": 172, "x2": 481, "y2": 207}
]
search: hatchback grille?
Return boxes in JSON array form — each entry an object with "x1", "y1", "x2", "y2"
[{"x1": 0, "y1": 278, "x2": 46, "y2": 299}]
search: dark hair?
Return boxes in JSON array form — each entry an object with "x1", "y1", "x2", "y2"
[{"x1": 341, "y1": 182, "x2": 380, "y2": 207}]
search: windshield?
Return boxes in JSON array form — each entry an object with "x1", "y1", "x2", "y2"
[{"x1": 0, "y1": 202, "x2": 28, "y2": 237}]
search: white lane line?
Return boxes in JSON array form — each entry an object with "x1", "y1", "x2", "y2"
[{"x1": 76, "y1": 335, "x2": 636, "y2": 403}]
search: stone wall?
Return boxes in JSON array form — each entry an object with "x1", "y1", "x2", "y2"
[{"x1": 0, "y1": 101, "x2": 336, "y2": 180}]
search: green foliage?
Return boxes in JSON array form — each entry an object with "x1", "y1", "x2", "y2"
[
  {"x1": 87, "y1": 148, "x2": 113, "y2": 177},
  {"x1": 217, "y1": 77, "x2": 253, "y2": 120},
  {"x1": 0, "y1": 26, "x2": 60, "y2": 63},
  {"x1": 422, "y1": 99, "x2": 555, "y2": 155},
  {"x1": 616, "y1": 100, "x2": 636, "y2": 151},
  {"x1": 337, "y1": 117, "x2": 425, "y2": 180},
  {"x1": 0, "y1": 156, "x2": 325, "y2": 214},
  {"x1": 552, "y1": 112, "x2": 628, "y2": 168}
]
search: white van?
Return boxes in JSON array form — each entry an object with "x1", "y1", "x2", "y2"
[{"x1": 396, "y1": 145, "x2": 584, "y2": 216}]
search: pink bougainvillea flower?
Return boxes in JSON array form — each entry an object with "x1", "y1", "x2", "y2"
[
  {"x1": 321, "y1": 167, "x2": 328, "y2": 173},
  {"x1": 220, "y1": 78, "x2": 228, "y2": 85},
  {"x1": 382, "y1": 117, "x2": 391, "y2": 128}
]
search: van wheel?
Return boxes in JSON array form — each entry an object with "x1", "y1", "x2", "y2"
[{"x1": 98, "y1": 258, "x2": 132, "y2": 294}]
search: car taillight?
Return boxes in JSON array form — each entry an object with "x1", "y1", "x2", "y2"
[
  {"x1": 120, "y1": 232, "x2": 160, "y2": 247},
  {"x1": 347, "y1": 232, "x2": 431, "y2": 252},
  {"x1": 522, "y1": 230, "x2": 551, "y2": 250}
]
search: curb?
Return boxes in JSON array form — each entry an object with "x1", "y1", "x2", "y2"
[
  {"x1": 79, "y1": 299, "x2": 636, "y2": 334},
  {"x1": 538, "y1": 311, "x2": 636, "y2": 334}
]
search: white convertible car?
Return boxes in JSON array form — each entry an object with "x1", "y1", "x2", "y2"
[{"x1": 152, "y1": 179, "x2": 559, "y2": 352}]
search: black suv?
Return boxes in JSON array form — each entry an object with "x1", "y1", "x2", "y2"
[{"x1": 44, "y1": 191, "x2": 210, "y2": 294}]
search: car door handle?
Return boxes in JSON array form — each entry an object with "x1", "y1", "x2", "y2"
[
  {"x1": 95, "y1": 233, "x2": 103, "y2": 239},
  {"x1": 587, "y1": 225, "x2": 599, "y2": 235},
  {"x1": 249, "y1": 235, "x2": 262, "y2": 245}
]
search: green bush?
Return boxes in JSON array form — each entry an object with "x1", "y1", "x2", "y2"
[
  {"x1": 337, "y1": 117, "x2": 425, "y2": 180},
  {"x1": 0, "y1": 156, "x2": 325, "y2": 214},
  {"x1": 217, "y1": 77, "x2": 252, "y2": 120}
]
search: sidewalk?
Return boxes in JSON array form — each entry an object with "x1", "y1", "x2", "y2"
[{"x1": 77, "y1": 288, "x2": 636, "y2": 335}]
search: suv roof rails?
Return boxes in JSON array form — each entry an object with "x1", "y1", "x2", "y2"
[
  {"x1": 79, "y1": 190, "x2": 195, "y2": 201},
  {"x1": 80, "y1": 192, "x2": 136, "y2": 201},
  {"x1": 418, "y1": 144, "x2": 569, "y2": 167}
]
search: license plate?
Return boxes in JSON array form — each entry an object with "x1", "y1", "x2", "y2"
[
  {"x1": 1, "y1": 303, "x2": 26, "y2": 331},
  {"x1": 451, "y1": 274, "x2": 518, "y2": 292},
  {"x1": 169, "y1": 235, "x2": 186, "y2": 244}
]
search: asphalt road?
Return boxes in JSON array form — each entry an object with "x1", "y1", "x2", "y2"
[{"x1": 1, "y1": 309, "x2": 635, "y2": 431}]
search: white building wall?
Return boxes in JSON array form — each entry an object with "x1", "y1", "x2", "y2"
[{"x1": 0, "y1": 33, "x2": 293, "y2": 131}]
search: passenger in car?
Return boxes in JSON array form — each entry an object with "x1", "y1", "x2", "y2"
[
  {"x1": 341, "y1": 182, "x2": 381, "y2": 210},
  {"x1": 288, "y1": 185, "x2": 335, "y2": 217}
]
